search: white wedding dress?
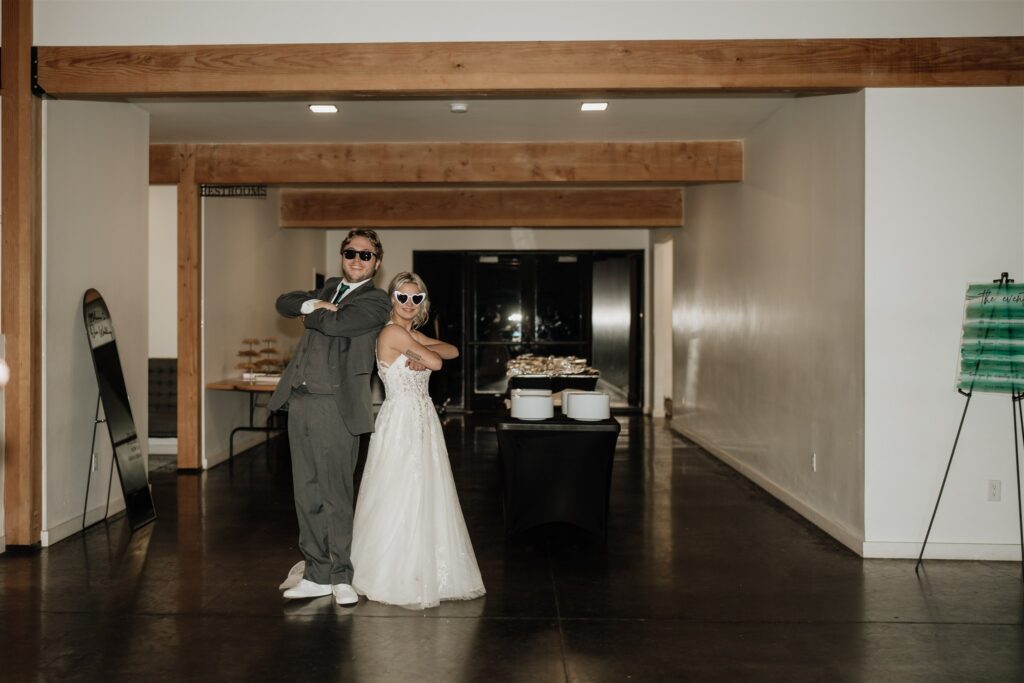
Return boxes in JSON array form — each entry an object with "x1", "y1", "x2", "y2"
[{"x1": 351, "y1": 342, "x2": 486, "y2": 610}]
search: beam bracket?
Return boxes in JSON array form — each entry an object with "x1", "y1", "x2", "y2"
[{"x1": 30, "y1": 46, "x2": 50, "y2": 98}]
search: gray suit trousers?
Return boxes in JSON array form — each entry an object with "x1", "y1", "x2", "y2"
[{"x1": 287, "y1": 390, "x2": 359, "y2": 585}]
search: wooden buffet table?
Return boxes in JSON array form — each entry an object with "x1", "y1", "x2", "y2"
[{"x1": 206, "y1": 378, "x2": 284, "y2": 459}]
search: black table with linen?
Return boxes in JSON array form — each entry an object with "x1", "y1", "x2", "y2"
[{"x1": 495, "y1": 415, "x2": 620, "y2": 541}]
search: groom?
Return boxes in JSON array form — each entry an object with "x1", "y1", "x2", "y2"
[{"x1": 269, "y1": 229, "x2": 391, "y2": 605}]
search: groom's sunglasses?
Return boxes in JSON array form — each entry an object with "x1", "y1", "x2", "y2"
[
  {"x1": 393, "y1": 292, "x2": 426, "y2": 306},
  {"x1": 342, "y1": 249, "x2": 376, "y2": 262}
]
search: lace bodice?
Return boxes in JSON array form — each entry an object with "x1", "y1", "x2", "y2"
[{"x1": 377, "y1": 353, "x2": 431, "y2": 400}]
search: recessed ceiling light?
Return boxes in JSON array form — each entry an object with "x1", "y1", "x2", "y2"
[
  {"x1": 308, "y1": 104, "x2": 338, "y2": 114},
  {"x1": 581, "y1": 102, "x2": 608, "y2": 112},
  {"x1": 450, "y1": 102, "x2": 469, "y2": 114}
]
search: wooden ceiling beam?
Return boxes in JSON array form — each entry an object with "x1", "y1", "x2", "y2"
[
  {"x1": 150, "y1": 143, "x2": 183, "y2": 184},
  {"x1": 280, "y1": 187, "x2": 684, "y2": 228},
  {"x1": 150, "y1": 141, "x2": 741, "y2": 185},
  {"x1": 38, "y1": 37, "x2": 1024, "y2": 98}
]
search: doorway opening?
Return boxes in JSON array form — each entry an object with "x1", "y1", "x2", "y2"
[{"x1": 414, "y1": 249, "x2": 644, "y2": 412}]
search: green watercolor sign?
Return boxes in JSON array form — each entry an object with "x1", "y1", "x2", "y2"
[{"x1": 957, "y1": 282, "x2": 1024, "y2": 394}]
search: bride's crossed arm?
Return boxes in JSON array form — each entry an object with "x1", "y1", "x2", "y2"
[
  {"x1": 410, "y1": 330, "x2": 459, "y2": 361},
  {"x1": 378, "y1": 325, "x2": 447, "y2": 371}
]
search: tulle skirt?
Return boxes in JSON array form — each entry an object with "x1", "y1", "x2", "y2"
[{"x1": 351, "y1": 394, "x2": 485, "y2": 609}]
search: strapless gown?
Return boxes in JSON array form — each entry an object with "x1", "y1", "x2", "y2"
[{"x1": 351, "y1": 352, "x2": 485, "y2": 609}]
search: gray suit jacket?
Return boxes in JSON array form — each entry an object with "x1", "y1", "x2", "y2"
[{"x1": 268, "y1": 278, "x2": 392, "y2": 435}]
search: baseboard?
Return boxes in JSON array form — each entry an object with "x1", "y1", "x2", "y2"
[
  {"x1": 862, "y1": 541, "x2": 1022, "y2": 561},
  {"x1": 40, "y1": 498, "x2": 127, "y2": 547},
  {"x1": 204, "y1": 432, "x2": 267, "y2": 470},
  {"x1": 671, "y1": 419, "x2": 865, "y2": 556},
  {"x1": 148, "y1": 437, "x2": 178, "y2": 455},
  {"x1": 0, "y1": 534, "x2": 5, "y2": 554}
]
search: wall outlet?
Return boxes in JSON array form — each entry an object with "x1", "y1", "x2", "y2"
[
  {"x1": 987, "y1": 479, "x2": 1002, "y2": 502},
  {"x1": 91, "y1": 453, "x2": 98, "y2": 473},
  {"x1": 812, "y1": 452, "x2": 817, "y2": 473}
]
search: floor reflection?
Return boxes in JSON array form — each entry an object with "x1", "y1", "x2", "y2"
[{"x1": 0, "y1": 415, "x2": 1022, "y2": 681}]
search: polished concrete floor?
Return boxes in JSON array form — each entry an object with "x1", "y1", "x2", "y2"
[{"x1": 1, "y1": 416, "x2": 1023, "y2": 682}]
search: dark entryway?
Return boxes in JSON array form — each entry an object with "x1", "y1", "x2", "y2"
[{"x1": 414, "y1": 250, "x2": 643, "y2": 411}]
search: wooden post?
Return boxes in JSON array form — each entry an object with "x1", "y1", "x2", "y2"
[
  {"x1": 2, "y1": 0, "x2": 43, "y2": 546},
  {"x1": 177, "y1": 146, "x2": 202, "y2": 470}
]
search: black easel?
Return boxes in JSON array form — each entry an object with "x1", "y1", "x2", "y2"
[
  {"x1": 81, "y1": 393, "x2": 116, "y2": 531},
  {"x1": 916, "y1": 272, "x2": 1024, "y2": 581}
]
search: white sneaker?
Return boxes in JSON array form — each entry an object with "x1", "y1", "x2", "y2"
[
  {"x1": 282, "y1": 578, "x2": 332, "y2": 599},
  {"x1": 332, "y1": 583, "x2": 359, "y2": 606}
]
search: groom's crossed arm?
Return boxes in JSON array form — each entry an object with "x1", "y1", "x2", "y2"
[
  {"x1": 302, "y1": 289, "x2": 391, "y2": 338},
  {"x1": 276, "y1": 289, "x2": 321, "y2": 318}
]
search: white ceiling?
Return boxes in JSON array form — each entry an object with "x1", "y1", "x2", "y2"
[{"x1": 137, "y1": 96, "x2": 794, "y2": 144}]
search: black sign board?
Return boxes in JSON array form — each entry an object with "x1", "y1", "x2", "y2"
[
  {"x1": 83, "y1": 289, "x2": 157, "y2": 530},
  {"x1": 200, "y1": 184, "x2": 268, "y2": 198}
]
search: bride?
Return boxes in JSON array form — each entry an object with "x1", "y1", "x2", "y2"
[{"x1": 350, "y1": 271, "x2": 486, "y2": 609}]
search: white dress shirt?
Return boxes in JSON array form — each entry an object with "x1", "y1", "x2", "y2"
[{"x1": 300, "y1": 278, "x2": 372, "y2": 314}]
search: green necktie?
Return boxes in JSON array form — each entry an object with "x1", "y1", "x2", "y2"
[{"x1": 331, "y1": 283, "x2": 350, "y2": 305}]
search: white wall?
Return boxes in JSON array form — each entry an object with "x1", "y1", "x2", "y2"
[
  {"x1": 673, "y1": 92, "x2": 867, "y2": 552},
  {"x1": 148, "y1": 186, "x2": 178, "y2": 358},
  {"x1": 324, "y1": 228, "x2": 650, "y2": 286},
  {"x1": 41, "y1": 100, "x2": 150, "y2": 546},
  {"x1": 863, "y1": 87, "x2": 1024, "y2": 559},
  {"x1": 203, "y1": 190, "x2": 323, "y2": 468},
  {"x1": 324, "y1": 227, "x2": 652, "y2": 410},
  {"x1": 35, "y1": 1, "x2": 1024, "y2": 44},
  {"x1": 651, "y1": 229, "x2": 674, "y2": 418}
]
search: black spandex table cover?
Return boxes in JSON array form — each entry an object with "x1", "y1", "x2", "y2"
[{"x1": 495, "y1": 415, "x2": 620, "y2": 541}]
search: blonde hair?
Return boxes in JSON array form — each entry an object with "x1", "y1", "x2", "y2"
[{"x1": 387, "y1": 271, "x2": 431, "y2": 329}]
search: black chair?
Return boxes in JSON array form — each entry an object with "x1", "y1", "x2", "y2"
[{"x1": 148, "y1": 358, "x2": 177, "y2": 438}]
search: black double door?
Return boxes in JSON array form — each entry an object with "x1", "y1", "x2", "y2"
[{"x1": 414, "y1": 250, "x2": 642, "y2": 411}]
